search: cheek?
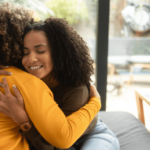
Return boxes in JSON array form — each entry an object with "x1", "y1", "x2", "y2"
[{"x1": 44, "y1": 54, "x2": 53, "y2": 68}]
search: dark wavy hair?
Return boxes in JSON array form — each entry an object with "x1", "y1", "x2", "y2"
[
  {"x1": 23, "y1": 18, "x2": 94, "y2": 87},
  {"x1": 0, "y1": 3, "x2": 33, "y2": 66}
]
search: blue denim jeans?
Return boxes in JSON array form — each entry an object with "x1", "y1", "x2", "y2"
[{"x1": 67, "y1": 118, "x2": 120, "y2": 150}]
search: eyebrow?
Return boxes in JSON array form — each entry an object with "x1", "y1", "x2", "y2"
[{"x1": 23, "y1": 44, "x2": 47, "y2": 49}]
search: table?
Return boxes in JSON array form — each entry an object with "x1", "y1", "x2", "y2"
[
  {"x1": 128, "y1": 63, "x2": 150, "y2": 84},
  {"x1": 135, "y1": 88, "x2": 150, "y2": 125}
]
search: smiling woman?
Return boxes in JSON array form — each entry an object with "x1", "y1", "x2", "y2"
[
  {"x1": 22, "y1": 31, "x2": 54, "y2": 81},
  {"x1": 22, "y1": 19, "x2": 95, "y2": 88}
]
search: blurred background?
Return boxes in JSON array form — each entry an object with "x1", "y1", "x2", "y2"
[{"x1": 2, "y1": 0, "x2": 150, "y2": 129}]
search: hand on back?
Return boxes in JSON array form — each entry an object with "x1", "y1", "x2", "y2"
[
  {"x1": 0, "y1": 66, "x2": 12, "y2": 87},
  {"x1": 90, "y1": 85, "x2": 101, "y2": 100},
  {"x1": 0, "y1": 66, "x2": 12, "y2": 75},
  {"x1": 0, "y1": 77, "x2": 29, "y2": 126}
]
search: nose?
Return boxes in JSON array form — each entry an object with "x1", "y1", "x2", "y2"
[{"x1": 28, "y1": 52, "x2": 38, "y2": 63}]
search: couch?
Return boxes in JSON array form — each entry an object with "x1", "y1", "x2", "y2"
[{"x1": 99, "y1": 111, "x2": 150, "y2": 150}]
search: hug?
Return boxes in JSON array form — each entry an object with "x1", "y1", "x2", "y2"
[{"x1": 0, "y1": 3, "x2": 119, "y2": 150}]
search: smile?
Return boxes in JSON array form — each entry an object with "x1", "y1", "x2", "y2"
[{"x1": 29, "y1": 65, "x2": 43, "y2": 70}]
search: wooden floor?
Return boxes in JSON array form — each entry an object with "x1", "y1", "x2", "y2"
[{"x1": 106, "y1": 74, "x2": 150, "y2": 130}]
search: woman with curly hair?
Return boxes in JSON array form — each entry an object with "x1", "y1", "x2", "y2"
[
  {"x1": 0, "y1": 16, "x2": 119, "y2": 150},
  {"x1": 0, "y1": 3, "x2": 101, "y2": 150}
]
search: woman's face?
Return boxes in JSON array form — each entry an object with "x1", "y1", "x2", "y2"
[{"x1": 22, "y1": 31, "x2": 53, "y2": 79}]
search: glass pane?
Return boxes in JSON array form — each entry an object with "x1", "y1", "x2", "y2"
[{"x1": 108, "y1": 0, "x2": 150, "y2": 129}]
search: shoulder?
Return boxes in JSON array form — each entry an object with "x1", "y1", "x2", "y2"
[
  {"x1": 66, "y1": 85, "x2": 88, "y2": 93},
  {"x1": 63, "y1": 85, "x2": 89, "y2": 97},
  {"x1": 58, "y1": 85, "x2": 90, "y2": 115},
  {"x1": 61, "y1": 85, "x2": 89, "y2": 106}
]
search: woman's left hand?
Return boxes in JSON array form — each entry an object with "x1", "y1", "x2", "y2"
[{"x1": 0, "y1": 77, "x2": 30, "y2": 126}]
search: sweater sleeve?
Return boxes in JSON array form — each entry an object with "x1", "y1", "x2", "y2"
[{"x1": 18, "y1": 78, "x2": 101, "y2": 149}]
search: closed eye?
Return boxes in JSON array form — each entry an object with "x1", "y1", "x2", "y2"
[
  {"x1": 23, "y1": 52, "x2": 29, "y2": 56},
  {"x1": 23, "y1": 48, "x2": 29, "y2": 56},
  {"x1": 37, "y1": 51, "x2": 45, "y2": 54}
]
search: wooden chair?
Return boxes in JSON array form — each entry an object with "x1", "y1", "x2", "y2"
[{"x1": 135, "y1": 88, "x2": 150, "y2": 125}]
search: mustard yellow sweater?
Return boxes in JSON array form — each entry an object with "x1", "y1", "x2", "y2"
[{"x1": 0, "y1": 66, "x2": 101, "y2": 150}]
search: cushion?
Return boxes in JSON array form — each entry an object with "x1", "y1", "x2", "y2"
[{"x1": 98, "y1": 111, "x2": 150, "y2": 150}]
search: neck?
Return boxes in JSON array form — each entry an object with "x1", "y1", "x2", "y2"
[{"x1": 42, "y1": 75, "x2": 59, "y2": 89}]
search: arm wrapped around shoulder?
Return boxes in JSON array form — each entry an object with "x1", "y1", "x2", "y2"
[{"x1": 19, "y1": 78, "x2": 101, "y2": 148}]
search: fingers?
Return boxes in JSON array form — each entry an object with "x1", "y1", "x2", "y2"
[
  {"x1": 0, "y1": 66, "x2": 9, "y2": 69},
  {"x1": 0, "y1": 65, "x2": 12, "y2": 75},
  {"x1": 90, "y1": 85, "x2": 100, "y2": 99},
  {"x1": 0, "y1": 82, "x2": 4, "y2": 87},
  {"x1": 0, "y1": 91, "x2": 4, "y2": 101},
  {"x1": 0, "y1": 69, "x2": 12, "y2": 75},
  {"x1": 3, "y1": 77, "x2": 11, "y2": 94},
  {"x1": 13, "y1": 85, "x2": 23, "y2": 101}
]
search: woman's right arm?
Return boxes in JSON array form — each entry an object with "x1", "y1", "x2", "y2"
[{"x1": 0, "y1": 72, "x2": 101, "y2": 149}]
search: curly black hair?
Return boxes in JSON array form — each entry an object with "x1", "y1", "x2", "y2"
[
  {"x1": 23, "y1": 18, "x2": 94, "y2": 87},
  {"x1": 0, "y1": 3, "x2": 33, "y2": 66}
]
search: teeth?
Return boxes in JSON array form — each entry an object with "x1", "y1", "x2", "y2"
[{"x1": 30, "y1": 66, "x2": 42, "y2": 70}]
